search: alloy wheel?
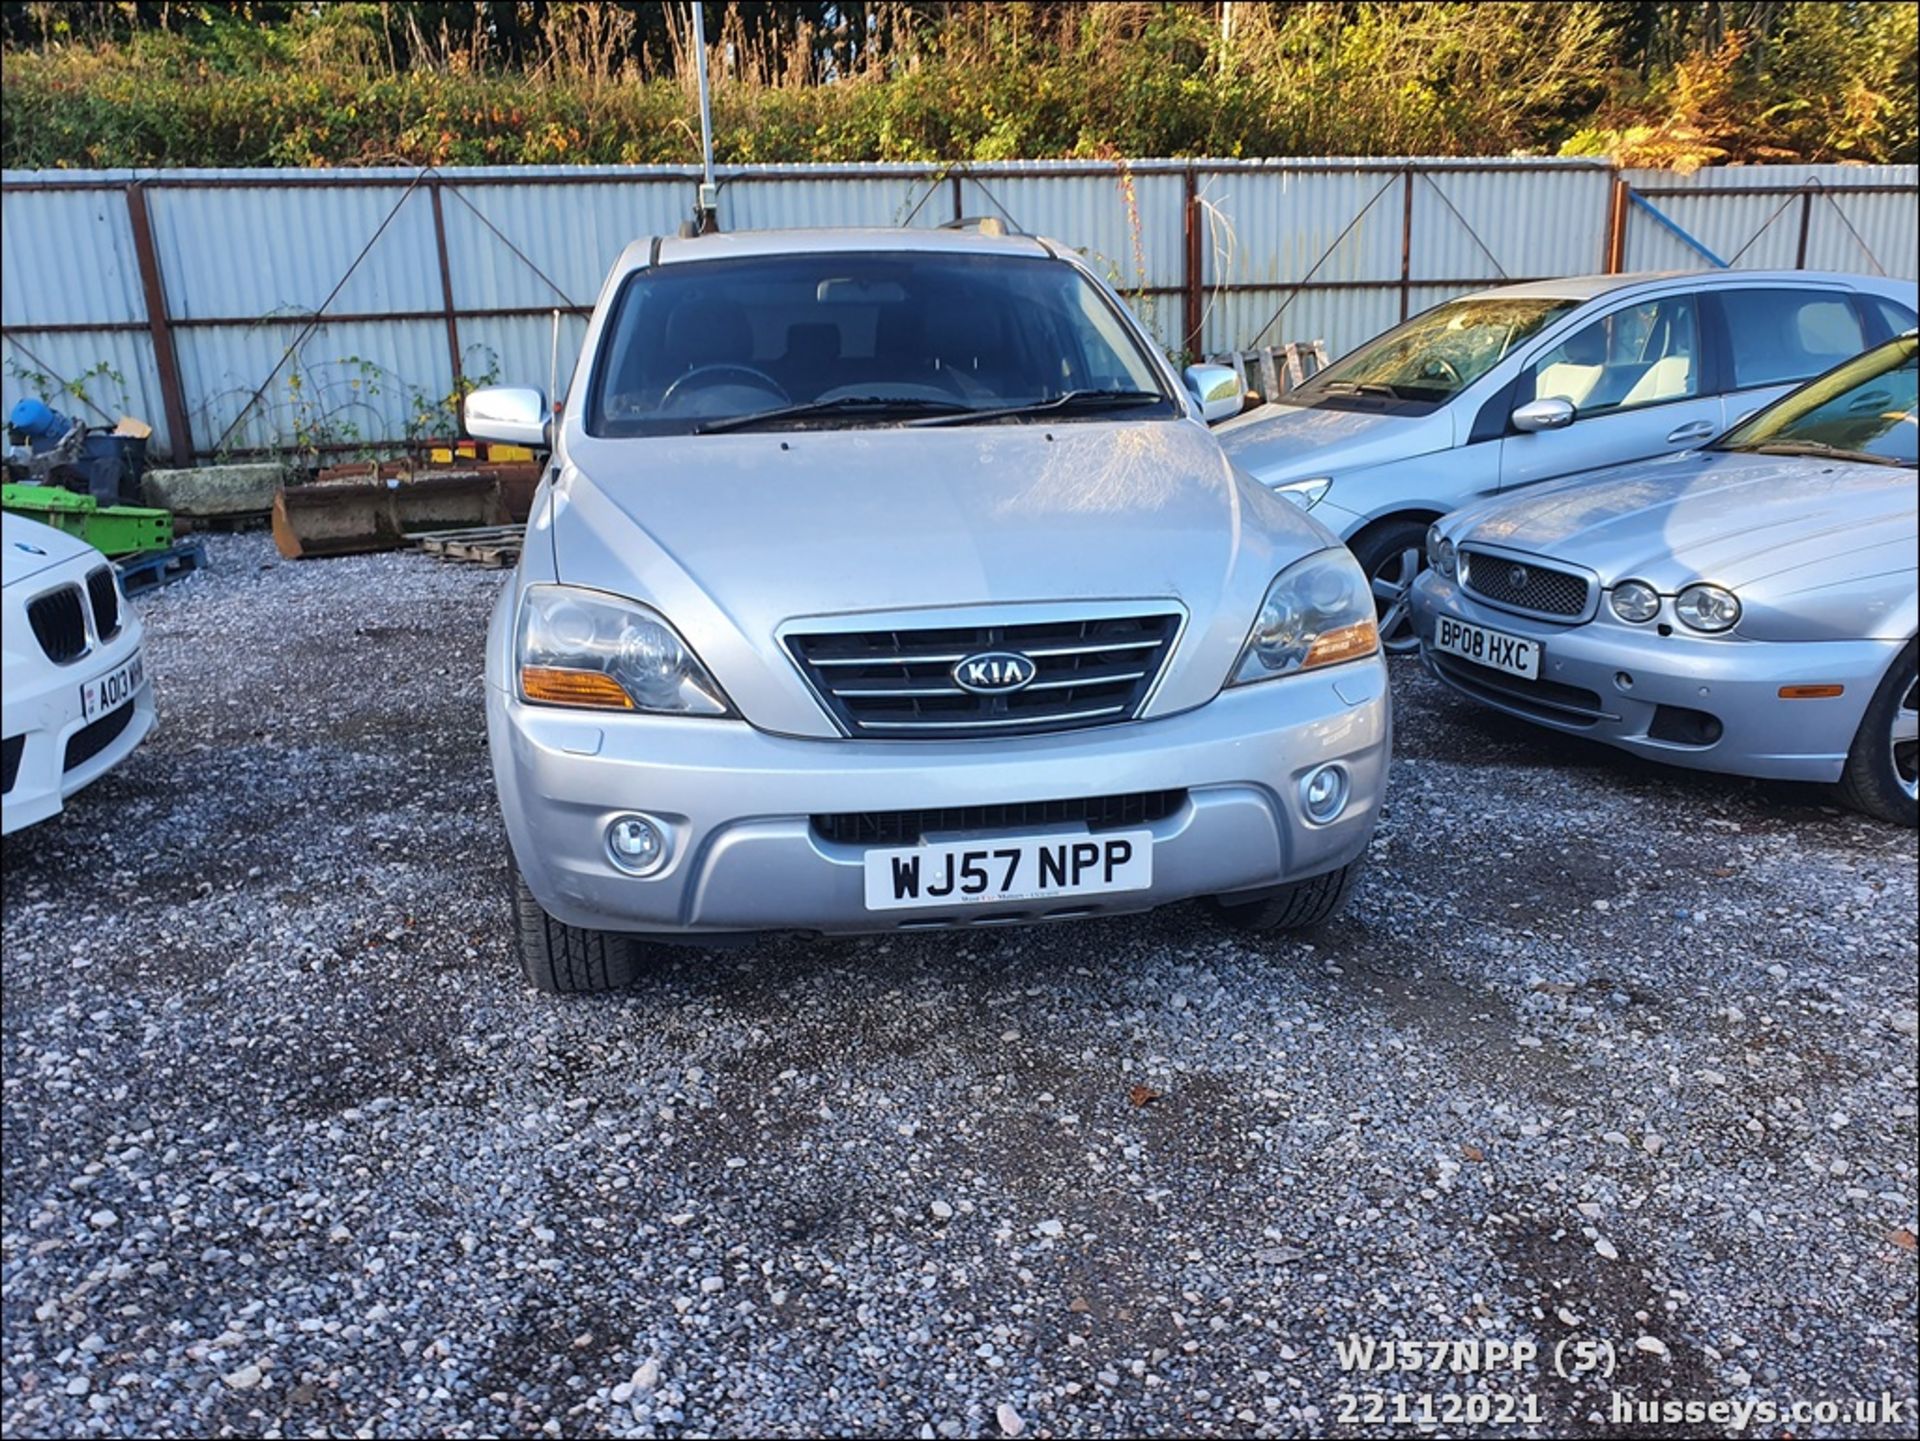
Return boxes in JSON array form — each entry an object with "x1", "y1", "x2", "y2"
[
  {"x1": 1894, "y1": 675, "x2": 1919, "y2": 801},
  {"x1": 1369, "y1": 546, "x2": 1424, "y2": 655}
]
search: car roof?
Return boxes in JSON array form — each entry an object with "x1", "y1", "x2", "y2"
[
  {"x1": 1468, "y1": 269, "x2": 1889, "y2": 303},
  {"x1": 616, "y1": 226, "x2": 1056, "y2": 275}
]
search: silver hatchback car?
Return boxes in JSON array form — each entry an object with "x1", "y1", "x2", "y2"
[{"x1": 467, "y1": 229, "x2": 1392, "y2": 992}]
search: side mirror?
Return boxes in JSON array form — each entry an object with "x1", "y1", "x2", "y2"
[
  {"x1": 465, "y1": 385, "x2": 549, "y2": 448},
  {"x1": 1511, "y1": 396, "x2": 1576, "y2": 433},
  {"x1": 1184, "y1": 363, "x2": 1243, "y2": 425}
]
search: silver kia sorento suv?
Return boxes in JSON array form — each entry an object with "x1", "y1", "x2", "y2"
[{"x1": 467, "y1": 228, "x2": 1392, "y2": 992}]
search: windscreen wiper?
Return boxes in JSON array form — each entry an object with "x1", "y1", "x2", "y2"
[
  {"x1": 910, "y1": 389, "x2": 1166, "y2": 427},
  {"x1": 1731, "y1": 440, "x2": 1911, "y2": 468},
  {"x1": 694, "y1": 395, "x2": 975, "y2": 434}
]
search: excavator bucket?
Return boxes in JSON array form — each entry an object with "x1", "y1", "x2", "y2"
[{"x1": 271, "y1": 472, "x2": 506, "y2": 559}]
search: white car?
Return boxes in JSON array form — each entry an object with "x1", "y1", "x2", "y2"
[
  {"x1": 1216, "y1": 270, "x2": 1919, "y2": 652},
  {"x1": 2, "y1": 512, "x2": 155, "y2": 835}
]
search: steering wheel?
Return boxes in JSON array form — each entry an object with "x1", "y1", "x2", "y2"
[
  {"x1": 661, "y1": 363, "x2": 788, "y2": 409},
  {"x1": 1419, "y1": 355, "x2": 1464, "y2": 387}
]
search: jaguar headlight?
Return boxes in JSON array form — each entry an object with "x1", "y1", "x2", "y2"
[
  {"x1": 1673, "y1": 583, "x2": 1741, "y2": 634},
  {"x1": 1229, "y1": 549, "x2": 1379, "y2": 686},
  {"x1": 1273, "y1": 477, "x2": 1333, "y2": 511},
  {"x1": 1609, "y1": 579, "x2": 1660, "y2": 623},
  {"x1": 1425, "y1": 524, "x2": 1457, "y2": 580},
  {"x1": 517, "y1": 584, "x2": 732, "y2": 715}
]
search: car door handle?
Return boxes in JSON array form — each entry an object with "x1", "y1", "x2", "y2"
[{"x1": 1666, "y1": 421, "x2": 1715, "y2": 444}]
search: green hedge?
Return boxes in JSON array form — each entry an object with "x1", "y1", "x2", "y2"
[{"x1": 3, "y1": 2, "x2": 1914, "y2": 170}]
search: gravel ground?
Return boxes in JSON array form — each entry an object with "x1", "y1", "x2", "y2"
[{"x1": 3, "y1": 532, "x2": 1915, "y2": 1439}]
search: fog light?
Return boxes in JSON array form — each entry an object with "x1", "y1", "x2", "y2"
[
  {"x1": 606, "y1": 814, "x2": 667, "y2": 874},
  {"x1": 1301, "y1": 764, "x2": 1350, "y2": 824}
]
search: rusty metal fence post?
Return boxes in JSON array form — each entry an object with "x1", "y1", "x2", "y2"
[
  {"x1": 1604, "y1": 173, "x2": 1630, "y2": 273},
  {"x1": 429, "y1": 181, "x2": 464, "y2": 393},
  {"x1": 124, "y1": 182, "x2": 194, "y2": 463},
  {"x1": 1182, "y1": 166, "x2": 1203, "y2": 361},
  {"x1": 1399, "y1": 167, "x2": 1415, "y2": 320}
]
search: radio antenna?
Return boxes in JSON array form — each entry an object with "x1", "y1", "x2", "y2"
[{"x1": 691, "y1": 1, "x2": 719, "y2": 233}]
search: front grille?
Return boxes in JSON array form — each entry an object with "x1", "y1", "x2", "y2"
[
  {"x1": 1430, "y1": 650, "x2": 1606, "y2": 726},
  {"x1": 27, "y1": 585, "x2": 89, "y2": 663},
  {"x1": 1, "y1": 735, "x2": 22, "y2": 796},
  {"x1": 788, "y1": 611, "x2": 1182, "y2": 739},
  {"x1": 814, "y1": 789, "x2": 1186, "y2": 846},
  {"x1": 63, "y1": 699, "x2": 134, "y2": 773},
  {"x1": 1460, "y1": 549, "x2": 1591, "y2": 619},
  {"x1": 86, "y1": 565, "x2": 120, "y2": 640}
]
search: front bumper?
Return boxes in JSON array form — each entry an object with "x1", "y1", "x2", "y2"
[
  {"x1": 2, "y1": 621, "x2": 156, "y2": 836},
  {"x1": 1409, "y1": 571, "x2": 1895, "y2": 784},
  {"x1": 489, "y1": 661, "x2": 1391, "y2": 936}
]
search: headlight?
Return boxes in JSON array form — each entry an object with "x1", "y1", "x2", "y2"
[
  {"x1": 1425, "y1": 524, "x2": 1457, "y2": 580},
  {"x1": 1273, "y1": 477, "x2": 1332, "y2": 510},
  {"x1": 1673, "y1": 583, "x2": 1741, "y2": 633},
  {"x1": 1229, "y1": 549, "x2": 1379, "y2": 686},
  {"x1": 516, "y1": 584, "x2": 732, "y2": 715},
  {"x1": 1609, "y1": 579, "x2": 1660, "y2": 623}
]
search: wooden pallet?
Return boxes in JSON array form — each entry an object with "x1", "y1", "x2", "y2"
[
  {"x1": 116, "y1": 537, "x2": 208, "y2": 595},
  {"x1": 174, "y1": 511, "x2": 271, "y2": 535},
  {"x1": 408, "y1": 524, "x2": 526, "y2": 568}
]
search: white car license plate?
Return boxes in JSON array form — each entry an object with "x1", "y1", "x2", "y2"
[
  {"x1": 864, "y1": 830, "x2": 1153, "y2": 911},
  {"x1": 81, "y1": 651, "x2": 144, "y2": 721},
  {"x1": 1434, "y1": 616, "x2": 1540, "y2": 680}
]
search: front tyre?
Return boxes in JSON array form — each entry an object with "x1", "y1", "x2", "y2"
[
  {"x1": 509, "y1": 848, "x2": 655, "y2": 992},
  {"x1": 1349, "y1": 519, "x2": 1431, "y2": 655},
  {"x1": 1837, "y1": 640, "x2": 1918, "y2": 827},
  {"x1": 1210, "y1": 858, "x2": 1365, "y2": 932}
]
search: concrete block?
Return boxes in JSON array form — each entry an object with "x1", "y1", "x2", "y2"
[{"x1": 142, "y1": 463, "x2": 287, "y2": 517}]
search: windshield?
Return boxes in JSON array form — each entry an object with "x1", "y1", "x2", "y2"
[
  {"x1": 587, "y1": 251, "x2": 1175, "y2": 436},
  {"x1": 1290, "y1": 296, "x2": 1577, "y2": 413},
  {"x1": 1715, "y1": 335, "x2": 1918, "y2": 468}
]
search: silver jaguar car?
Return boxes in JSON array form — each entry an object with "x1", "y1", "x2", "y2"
[
  {"x1": 1412, "y1": 332, "x2": 1917, "y2": 825},
  {"x1": 467, "y1": 228, "x2": 1392, "y2": 992}
]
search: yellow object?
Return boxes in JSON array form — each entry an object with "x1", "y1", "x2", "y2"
[
  {"x1": 434, "y1": 442, "x2": 532, "y2": 463},
  {"x1": 521, "y1": 667, "x2": 635, "y2": 709},
  {"x1": 1305, "y1": 619, "x2": 1380, "y2": 669},
  {"x1": 1779, "y1": 684, "x2": 1845, "y2": 699}
]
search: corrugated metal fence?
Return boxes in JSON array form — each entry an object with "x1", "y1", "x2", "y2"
[{"x1": 2, "y1": 158, "x2": 1913, "y2": 462}]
